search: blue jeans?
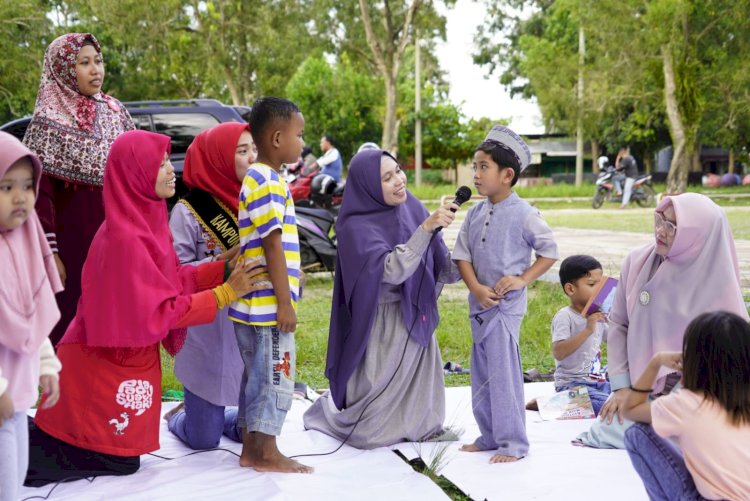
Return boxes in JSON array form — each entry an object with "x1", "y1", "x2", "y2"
[
  {"x1": 625, "y1": 423, "x2": 707, "y2": 501},
  {"x1": 233, "y1": 324, "x2": 295, "y2": 436},
  {"x1": 556, "y1": 380, "x2": 611, "y2": 416},
  {"x1": 167, "y1": 388, "x2": 242, "y2": 449}
]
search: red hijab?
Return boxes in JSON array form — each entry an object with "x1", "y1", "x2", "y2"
[
  {"x1": 61, "y1": 130, "x2": 192, "y2": 353},
  {"x1": 183, "y1": 122, "x2": 250, "y2": 213}
]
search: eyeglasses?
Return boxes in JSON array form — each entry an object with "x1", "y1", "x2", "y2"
[{"x1": 654, "y1": 212, "x2": 677, "y2": 236}]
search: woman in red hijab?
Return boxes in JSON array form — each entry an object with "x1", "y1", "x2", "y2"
[{"x1": 25, "y1": 130, "x2": 268, "y2": 486}]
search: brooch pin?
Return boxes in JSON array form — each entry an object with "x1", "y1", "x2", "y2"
[{"x1": 639, "y1": 290, "x2": 650, "y2": 306}]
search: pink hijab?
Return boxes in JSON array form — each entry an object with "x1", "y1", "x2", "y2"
[
  {"x1": 617, "y1": 193, "x2": 748, "y2": 392},
  {"x1": 23, "y1": 33, "x2": 134, "y2": 186},
  {"x1": 0, "y1": 132, "x2": 62, "y2": 355},
  {"x1": 60, "y1": 130, "x2": 193, "y2": 354}
]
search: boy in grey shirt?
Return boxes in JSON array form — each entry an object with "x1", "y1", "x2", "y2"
[{"x1": 551, "y1": 255, "x2": 611, "y2": 415}]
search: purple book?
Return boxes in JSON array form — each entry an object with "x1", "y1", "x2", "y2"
[{"x1": 584, "y1": 276, "x2": 618, "y2": 317}]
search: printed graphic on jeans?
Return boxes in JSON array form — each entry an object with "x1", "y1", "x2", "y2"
[
  {"x1": 108, "y1": 412, "x2": 130, "y2": 435},
  {"x1": 271, "y1": 330, "x2": 292, "y2": 385},
  {"x1": 274, "y1": 352, "x2": 291, "y2": 381},
  {"x1": 116, "y1": 379, "x2": 154, "y2": 416}
]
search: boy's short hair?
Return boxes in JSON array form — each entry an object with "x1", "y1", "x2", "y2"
[
  {"x1": 248, "y1": 97, "x2": 301, "y2": 144},
  {"x1": 559, "y1": 255, "x2": 603, "y2": 288},
  {"x1": 322, "y1": 134, "x2": 335, "y2": 146},
  {"x1": 475, "y1": 141, "x2": 521, "y2": 186}
]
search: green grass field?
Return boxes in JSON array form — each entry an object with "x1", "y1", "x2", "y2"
[
  {"x1": 409, "y1": 180, "x2": 750, "y2": 202},
  {"x1": 161, "y1": 276, "x2": 571, "y2": 394},
  {"x1": 543, "y1": 207, "x2": 750, "y2": 239}
]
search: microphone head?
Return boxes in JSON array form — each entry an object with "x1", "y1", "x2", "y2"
[{"x1": 454, "y1": 186, "x2": 472, "y2": 206}]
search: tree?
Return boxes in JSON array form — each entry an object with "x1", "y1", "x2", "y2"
[
  {"x1": 58, "y1": 0, "x2": 330, "y2": 105},
  {"x1": 0, "y1": 0, "x2": 54, "y2": 122},
  {"x1": 357, "y1": 0, "x2": 424, "y2": 153},
  {"x1": 319, "y1": 0, "x2": 453, "y2": 154},
  {"x1": 286, "y1": 54, "x2": 382, "y2": 162},
  {"x1": 476, "y1": 0, "x2": 750, "y2": 192}
]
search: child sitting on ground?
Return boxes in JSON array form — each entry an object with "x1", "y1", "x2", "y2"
[
  {"x1": 622, "y1": 311, "x2": 750, "y2": 500},
  {"x1": 550, "y1": 255, "x2": 610, "y2": 415}
]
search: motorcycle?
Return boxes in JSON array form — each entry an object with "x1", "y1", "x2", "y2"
[
  {"x1": 295, "y1": 205, "x2": 337, "y2": 272},
  {"x1": 592, "y1": 166, "x2": 656, "y2": 209},
  {"x1": 284, "y1": 161, "x2": 344, "y2": 215}
]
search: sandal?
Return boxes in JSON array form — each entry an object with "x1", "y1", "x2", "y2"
[{"x1": 444, "y1": 361, "x2": 470, "y2": 375}]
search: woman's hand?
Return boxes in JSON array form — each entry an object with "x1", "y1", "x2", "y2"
[
  {"x1": 225, "y1": 259, "x2": 272, "y2": 298},
  {"x1": 40, "y1": 375, "x2": 60, "y2": 409},
  {"x1": 599, "y1": 387, "x2": 632, "y2": 425},
  {"x1": 218, "y1": 245, "x2": 241, "y2": 268},
  {"x1": 420, "y1": 202, "x2": 459, "y2": 232},
  {"x1": 53, "y1": 253, "x2": 67, "y2": 286}
]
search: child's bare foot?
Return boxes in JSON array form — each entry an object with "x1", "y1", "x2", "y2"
[
  {"x1": 459, "y1": 443, "x2": 482, "y2": 452},
  {"x1": 163, "y1": 402, "x2": 184, "y2": 422},
  {"x1": 239, "y1": 431, "x2": 313, "y2": 473},
  {"x1": 489, "y1": 454, "x2": 520, "y2": 464}
]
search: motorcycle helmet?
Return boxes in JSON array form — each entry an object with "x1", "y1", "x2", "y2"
[
  {"x1": 597, "y1": 155, "x2": 610, "y2": 170},
  {"x1": 311, "y1": 173, "x2": 337, "y2": 195}
]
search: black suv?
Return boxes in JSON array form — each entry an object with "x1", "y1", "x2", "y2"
[{"x1": 1, "y1": 99, "x2": 250, "y2": 200}]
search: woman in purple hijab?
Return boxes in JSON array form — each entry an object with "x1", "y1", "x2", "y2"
[{"x1": 303, "y1": 149, "x2": 461, "y2": 449}]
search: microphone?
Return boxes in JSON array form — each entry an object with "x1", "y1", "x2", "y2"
[{"x1": 435, "y1": 185, "x2": 472, "y2": 233}]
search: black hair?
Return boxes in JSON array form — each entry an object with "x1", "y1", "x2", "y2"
[
  {"x1": 558, "y1": 255, "x2": 603, "y2": 289},
  {"x1": 248, "y1": 97, "x2": 300, "y2": 144},
  {"x1": 682, "y1": 311, "x2": 750, "y2": 426},
  {"x1": 322, "y1": 135, "x2": 335, "y2": 146},
  {"x1": 475, "y1": 140, "x2": 521, "y2": 186}
]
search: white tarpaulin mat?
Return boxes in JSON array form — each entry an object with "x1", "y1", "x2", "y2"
[
  {"x1": 393, "y1": 384, "x2": 648, "y2": 501},
  {"x1": 20, "y1": 384, "x2": 648, "y2": 501},
  {"x1": 19, "y1": 399, "x2": 448, "y2": 501}
]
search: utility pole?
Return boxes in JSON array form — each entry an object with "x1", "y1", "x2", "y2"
[
  {"x1": 415, "y1": 31, "x2": 422, "y2": 186},
  {"x1": 575, "y1": 21, "x2": 585, "y2": 187}
]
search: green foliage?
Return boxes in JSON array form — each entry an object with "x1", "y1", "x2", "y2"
[
  {"x1": 475, "y1": 0, "x2": 750, "y2": 189},
  {"x1": 0, "y1": 0, "x2": 54, "y2": 122},
  {"x1": 36, "y1": 0, "x2": 331, "y2": 106},
  {"x1": 286, "y1": 54, "x2": 382, "y2": 163}
]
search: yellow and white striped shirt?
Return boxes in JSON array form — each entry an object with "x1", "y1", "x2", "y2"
[{"x1": 229, "y1": 163, "x2": 300, "y2": 326}]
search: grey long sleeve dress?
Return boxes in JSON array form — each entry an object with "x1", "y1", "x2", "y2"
[{"x1": 303, "y1": 227, "x2": 459, "y2": 449}]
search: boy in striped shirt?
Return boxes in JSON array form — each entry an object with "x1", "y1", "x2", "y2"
[{"x1": 229, "y1": 97, "x2": 312, "y2": 474}]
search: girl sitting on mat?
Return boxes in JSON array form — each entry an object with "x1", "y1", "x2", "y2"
[{"x1": 622, "y1": 311, "x2": 750, "y2": 501}]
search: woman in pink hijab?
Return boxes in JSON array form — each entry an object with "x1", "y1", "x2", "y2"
[{"x1": 577, "y1": 193, "x2": 748, "y2": 448}]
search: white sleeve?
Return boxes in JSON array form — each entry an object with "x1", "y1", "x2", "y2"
[
  {"x1": 316, "y1": 149, "x2": 339, "y2": 167},
  {"x1": 0, "y1": 364, "x2": 7, "y2": 398},
  {"x1": 39, "y1": 338, "x2": 62, "y2": 378}
]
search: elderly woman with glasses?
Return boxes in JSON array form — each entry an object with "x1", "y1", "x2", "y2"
[{"x1": 576, "y1": 193, "x2": 748, "y2": 448}]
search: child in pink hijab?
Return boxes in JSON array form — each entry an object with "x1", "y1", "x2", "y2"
[
  {"x1": 577, "y1": 193, "x2": 748, "y2": 448},
  {"x1": 0, "y1": 132, "x2": 63, "y2": 501}
]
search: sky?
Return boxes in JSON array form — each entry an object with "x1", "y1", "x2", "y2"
[{"x1": 435, "y1": 0, "x2": 544, "y2": 134}]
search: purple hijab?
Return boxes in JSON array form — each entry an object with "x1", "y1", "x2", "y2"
[{"x1": 325, "y1": 149, "x2": 448, "y2": 409}]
